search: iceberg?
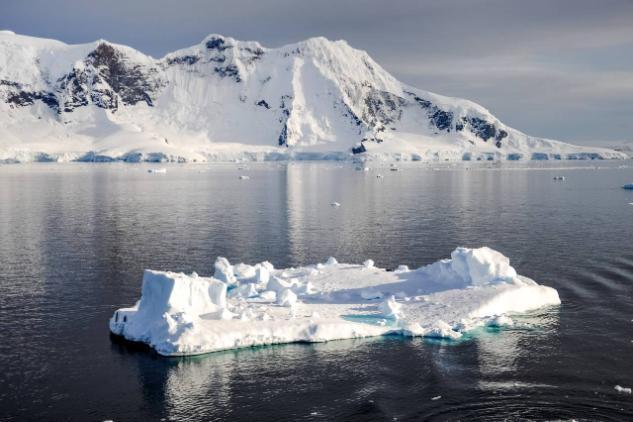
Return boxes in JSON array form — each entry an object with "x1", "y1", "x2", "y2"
[{"x1": 109, "y1": 247, "x2": 561, "y2": 356}]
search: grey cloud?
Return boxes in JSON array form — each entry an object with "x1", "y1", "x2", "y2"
[{"x1": 1, "y1": 0, "x2": 631, "y2": 143}]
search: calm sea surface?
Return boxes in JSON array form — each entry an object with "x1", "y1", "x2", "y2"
[{"x1": 1, "y1": 161, "x2": 632, "y2": 421}]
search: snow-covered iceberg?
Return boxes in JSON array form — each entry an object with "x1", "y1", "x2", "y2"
[{"x1": 109, "y1": 247, "x2": 561, "y2": 356}]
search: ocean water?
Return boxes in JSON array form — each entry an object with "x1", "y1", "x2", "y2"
[{"x1": 1, "y1": 161, "x2": 632, "y2": 421}]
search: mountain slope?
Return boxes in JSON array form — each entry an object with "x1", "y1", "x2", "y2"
[{"x1": 0, "y1": 30, "x2": 626, "y2": 162}]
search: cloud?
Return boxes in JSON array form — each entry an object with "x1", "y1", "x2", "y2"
[{"x1": 1, "y1": 0, "x2": 631, "y2": 143}]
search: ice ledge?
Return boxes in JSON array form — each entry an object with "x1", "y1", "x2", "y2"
[{"x1": 109, "y1": 247, "x2": 561, "y2": 356}]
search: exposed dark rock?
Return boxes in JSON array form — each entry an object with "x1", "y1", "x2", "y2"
[
  {"x1": 0, "y1": 79, "x2": 21, "y2": 88},
  {"x1": 166, "y1": 55, "x2": 200, "y2": 65},
  {"x1": 362, "y1": 57, "x2": 374, "y2": 72},
  {"x1": 337, "y1": 101, "x2": 363, "y2": 131},
  {"x1": 57, "y1": 68, "x2": 89, "y2": 111},
  {"x1": 496, "y1": 129, "x2": 508, "y2": 141},
  {"x1": 241, "y1": 46, "x2": 264, "y2": 64},
  {"x1": 405, "y1": 92, "x2": 432, "y2": 109},
  {"x1": 352, "y1": 142, "x2": 367, "y2": 154},
  {"x1": 495, "y1": 129, "x2": 508, "y2": 148},
  {"x1": 208, "y1": 56, "x2": 226, "y2": 63},
  {"x1": 466, "y1": 117, "x2": 496, "y2": 141},
  {"x1": 362, "y1": 89, "x2": 405, "y2": 128},
  {"x1": 214, "y1": 64, "x2": 241, "y2": 82},
  {"x1": 206, "y1": 37, "x2": 231, "y2": 51},
  {"x1": 86, "y1": 43, "x2": 156, "y2": 107},
  {"x1": 278, "y1": 123, "x2": 289, "y2": 146},
  {"x1": 404, "y1": 91, "x2": 453, "y2": 132},
  {"x1": 430, "y1": 109, "x2": 453, "y2": 131},
  {"x1": 360, "y1": 136, "x2": 383, "y2": 145},
  {"x1": 55, "y1": 42, "x2": 160, "y2": 113},
  {"x1": 279, "y1": 95, "x2": 292, "y2": 121},
  {"x1": 6, "y1": 89, "x2": 59, "y2": 111},
  {"x1": 256, "y1": 99, "x2": 270, "y2": 109},
  {"x1": 282, "y1": 48, "x2": 302, "y2": 58}
]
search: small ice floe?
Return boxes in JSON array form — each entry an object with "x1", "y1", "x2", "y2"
[
  {"x1": 376, "y1": 174, "x2": 384, "y2": 178},
  {"x1": 330, "y1": 202, "x2": 341, "y2": 207},
  {"x1": 623, "y1": 183, "x2": 633, "y2": 190},
  {"x1": 148, "y1": 168, "x2": 167, "y2": 174},
  {"x1": 615, "y1": 385, "x2": 632, "y2": 394},
  {"x1": 390, "y1": 167, "x2": 399, "y2": 172},
  {"x1": 239, "y1": 175, "x2": 250, "y2": 180},
  {"x1": 431, "y1": 396, "x2": 442, "y2": 401},
  {"x1": 110, "y1": 246, "x2": 562, "y2": 356},
  {"x1": 553, "y1": 176, "x2": 565, "y2": 181}
]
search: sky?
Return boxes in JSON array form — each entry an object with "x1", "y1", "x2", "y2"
[{"x1": 2, "y1": 0, "x2": 632, "y2": 145}]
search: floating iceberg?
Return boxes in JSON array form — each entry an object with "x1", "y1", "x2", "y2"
[
  {"x1": 147, "y1": 168, "x2": 167, "y2": 174},
  {"x1": 109, "y1": 247, "x2": 561, "y2": 356}
]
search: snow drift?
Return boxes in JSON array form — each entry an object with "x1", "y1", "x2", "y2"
[
  {"x1": 109, "y1": 247, "x2": 561, "y2": 356},
  {"x1": 0, "y1": 31, "x2": 626, "y2": 163}
]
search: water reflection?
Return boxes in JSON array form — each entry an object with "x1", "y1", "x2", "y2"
[
  {"x1": 113, "y1": 310, "x2": 564, "y2": 421},
  {"x1": 475, "y1": 308, "x2": 561, "y2": 391},
  {"x1": 1, "y1": 161, "x2": 633, "y2": 420}
]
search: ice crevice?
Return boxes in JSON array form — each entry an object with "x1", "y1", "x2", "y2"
[{"x1": 109, "y1": 247, "x2": 561, "y2": 356}]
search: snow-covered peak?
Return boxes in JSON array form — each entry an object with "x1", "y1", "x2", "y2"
[{"x1": 0, "y1": 32, "x2": 626, "y2": 162}]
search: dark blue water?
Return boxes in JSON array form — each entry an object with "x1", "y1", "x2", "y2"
[{"x1": 1, "y1": 162, "x2": 632, "y2": 421}]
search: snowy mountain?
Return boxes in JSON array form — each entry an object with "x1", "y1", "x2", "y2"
[{"x1": 0, "y1": 30, "x2": 626, "y2": 163}]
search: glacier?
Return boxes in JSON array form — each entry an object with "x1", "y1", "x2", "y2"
[
  {"x1": 109, "y1": 247, "x2": 561, "y2": 356},
  {"x1": 0, "y1": 30, "x2": 627, "y2": 163}
]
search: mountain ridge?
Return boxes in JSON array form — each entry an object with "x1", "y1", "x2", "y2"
[{"x1": 0, "y1": 30, "x2": 626, "y2": 163}]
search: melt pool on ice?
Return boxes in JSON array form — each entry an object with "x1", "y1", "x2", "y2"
[{"x1": 109, "y1": 247, "x2": 561, "y2": 356}]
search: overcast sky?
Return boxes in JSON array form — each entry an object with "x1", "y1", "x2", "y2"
[{"x1": 2, "y1": 0, "x2": 632, "y2": 144}]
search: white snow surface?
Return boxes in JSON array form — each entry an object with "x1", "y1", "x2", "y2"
[
  {"x1": 0, "y1": 31, "x2": 626, "y2": 163},
  {"x1": 109, "y1": 246, "x2": 561, "y2": 356}
]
